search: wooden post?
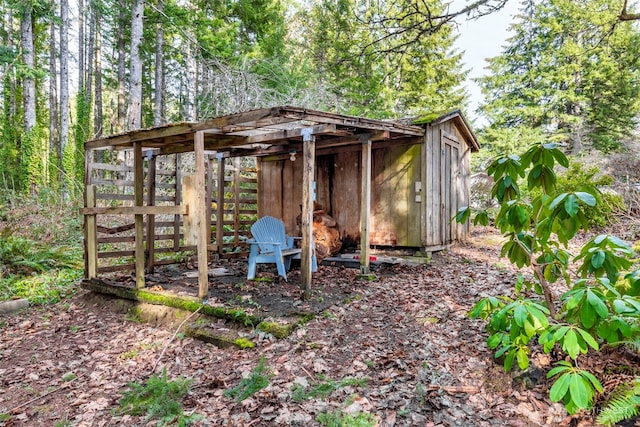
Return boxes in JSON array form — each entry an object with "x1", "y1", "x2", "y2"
[
  {"x1": 301, "y1": 128, "x2": 315, "y2": 299},
  {"x1": 173, "y1": 154, "x2": 182, "y2": 251},
  {"x1": 216, "y1": 153, "x2": 225, "y2": 256},
  {"x1": 233, "y1": 157, "x2": 241, "y2": 246},
  {"x1": 133, "y1": 142, "x2": 145, "y2": 289},
  {"x1": 83, "y1": 149, "x2": 93, "y2": 278},
  {"x1": 194, "y1": 131, "x2": 209, "y2": 299},
  {"x1": 85, "y1": 184, "x2": 98, "y2": 278},
  {"x1": 146, "y1": 153, "x2": 157, "y2": 273},
  {"x1": 360, "y1": 134, "x2": 372, "y2": 274},
  {"x1": 206, "y1": 154, "x2": 213, "y2": 248}
]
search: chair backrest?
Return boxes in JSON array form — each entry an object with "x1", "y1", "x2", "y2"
[{"x1": 251, "y1": 216, "x2": 289, "y2": 252}]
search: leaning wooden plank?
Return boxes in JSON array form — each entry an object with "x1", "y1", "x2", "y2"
[{"x1": 97, "y1": 223, "x2": 136, "y2": 234}]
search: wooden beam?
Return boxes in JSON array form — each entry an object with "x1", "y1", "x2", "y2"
[
  {"x1": 133, "y1": 141, "x2": 145, "y2": 289},
  {"x1": 301, "y1": 128, "x2": 315, "y2": 299},
  {"x1": 194, "y1": 131, "x2": 209, "y2": 299},
  {"x1": 146, "y1": 154, "x2": 157, "y2": 273},
  {"x1": 80, "y1": 205, "x2": 188, "y2": 215},
  {"x1": 244, "y1": 123, "x2": 337, "y2": 144},
  {"x1": 85, "y1": 185, "x2": 98, "y2": 279},
  {"x1": 359, "y1": 134, "x2": 372, "y2": 274}
]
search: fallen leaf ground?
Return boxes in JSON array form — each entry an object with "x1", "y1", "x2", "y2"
[{"x1": 0, "y1": 229, "x2": 630, "y2": 426}]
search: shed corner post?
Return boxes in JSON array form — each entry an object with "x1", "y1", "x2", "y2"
[
  {"x1": 194, "y1": 131, "x2": 209, "y2": 299},
  {"x1": 133, "y1": 141, "x2": 145, "y2": 289},
  {"x1": 85, "y1": 184, "x2": 98, "y2": 279},
  {"x1": 301, "y1": 127, "x2": 315, "y2": 300},
  {"x1": 359, "y1": 133, "x2": 372, "y2": 274}
]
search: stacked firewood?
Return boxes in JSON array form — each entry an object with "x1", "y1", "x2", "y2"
[{"x1": 296, "y1": 203, "x2": 342, "y2": 261}]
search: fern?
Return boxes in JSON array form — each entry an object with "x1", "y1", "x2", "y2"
[
  {"x1": 224, "y1": 357, "x2": 272, "y2": 402},
  {"x1": 117, "y1": 369, "x2": 201, "y2": 426},
  {"x1": 597, "y1": 377, "x2": 640, "y2": 426}
]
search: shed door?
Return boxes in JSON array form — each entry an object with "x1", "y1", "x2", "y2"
[{"x1": 441, "y1": 133, "x2": 461, "y2": 244}]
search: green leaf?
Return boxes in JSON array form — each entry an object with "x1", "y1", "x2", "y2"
[
  {"x1": 487, "y1": 333, "x2": 503, "y2": 349},
  {"x1": 547, "y1": 361, "x2": 572, "y2": 378},
  {"x1": 473, "y1": 210, "x2": 490, "y2": 226},
  {"x1": 569, "y1": 374, "x2": 589, "y2": 409},
  {"x1": 454, "y1": 206, "x2": 471, "y2": 224},
  {"x1": 504, "y1": 348, "x2": 516, "y2": 372},
  {"x1": 576, "y1": 328, "x2": 599, "y2": 351},
  {"x1": 579, "y1": 370, "x2": 603, "y2": 393},
  {"x1": 549, "y1": 372, "x2": 571, "y2": 402},
  {"x1": 586, "y1": 289, "x2": 609, "y2": 319},
  {"x1": 516, "y1": 347, "x2": 529, "y2": 370},
  {"x1": 549, "y1": 193, "x2": 568, "y2": 210},
  {"x1": 579, "y1": 301, "x2": 596, "y2": 329},
  {"x1": 551, "y1": 149, "x2": 570, "y2": 168},
  {"x1": 575, "y1": 192, "x2": 596, "y2": 206},
  {"x1": 495, "y1": 344, "x2": 511, "y2": 359},
  {"x1": 514, "y1": 304, "x2": 528, "y2": 327},
  {"x1": 590, "y1": 250, "x2": 605, "y2": 269},
  {"x1": 563, "y1": 329, "x2": 580, "y2": 360},
  {"x1": 564, "y1": 194, "x2": 579, "y2": 217}
]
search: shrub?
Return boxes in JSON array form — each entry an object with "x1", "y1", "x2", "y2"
[
  {"x1": 458, "y1": 142, "x2": 640, "y2": 418},
  {"x1": 531, "y1": 162, "x2": 625, "y2": 228}
]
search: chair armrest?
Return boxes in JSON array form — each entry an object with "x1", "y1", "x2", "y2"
[{"x1": 249, "y1": 241, "x2": 281, "y2": 246}]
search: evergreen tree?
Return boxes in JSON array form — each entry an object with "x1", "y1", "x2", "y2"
[
  {"x1": 478, "y1": 0, "x2": 640, "y2": 156},
  {"x1": 299, "y1": 0, "x2": 468, "y2": 118}
]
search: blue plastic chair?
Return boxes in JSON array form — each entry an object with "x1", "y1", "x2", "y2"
[{"x1": 246, "y1": 216, "x2": 317, "y2": 281}]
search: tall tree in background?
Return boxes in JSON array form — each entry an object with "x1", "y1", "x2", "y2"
[
  {"x1": 299, "y1": 0, "x2": 467, "y2": 118},
  {"x1": 477, "y1": 0, "x2": 640, "y2": 157},
  {"x1": 48, "y1": 14, "x2": 58, "y2": 186},
  {"x1": 153, "y1": 0, "x2": 164, "y2": 126},
  {"x1": 59, "y1": 0, "x2": 69, "y2": 185},
  {"x1": 0, "y1": 4, "x2": 20, "y2": 188},
  {"x1": 128, "y1": 0, "x2": 144, "y2": 129}
]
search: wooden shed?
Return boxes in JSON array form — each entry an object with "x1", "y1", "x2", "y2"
[
  {"x1": 81, "y1": 106, "x2": 478, "y2": 300},
  {"x1": 258, "y1": 109, "x2": 479, "y2": 251}
]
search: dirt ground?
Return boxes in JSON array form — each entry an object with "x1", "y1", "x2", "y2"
[{"x1": 0, "y1": 228, "x2": 637, "y2": 426}]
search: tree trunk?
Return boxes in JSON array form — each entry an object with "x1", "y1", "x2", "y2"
[
  {"x1": 20, "y1": 7, "x2": 36, "y2": 133},
  {"x1": 153, "y1": 0, "x2": 164, "y2": 126},
  {"x1": 49, "y1": 20, "x2": 58, "y2": 186},
  {"x1": 86, "y1": 0, "x2": 95, "y2": 122},
  {"x1": 184, "y1": 37, "x2": 196, "y2": 121},
  {"x1": 60, "y1": 0, "x2": 70, "y2": 180},
  {"x1": 128, "y1": 0, "x2": 144, "y2": 130},
  {"x1": 78, "y1": 0, "x2": 85, "y2": 91},
  {"x1": 93, "y1": 5, "x2": 103, "y2": 138},
  {"x1": 6, "y1": 9, "x2": 16, "y2": 131},
  {"x1": 116, "y1": 0, "x2": 127, "y2": 132}
]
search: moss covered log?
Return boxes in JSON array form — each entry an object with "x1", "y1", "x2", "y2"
[{"x1": 81, "y1": 279, "x2": 261, "y2": 325}]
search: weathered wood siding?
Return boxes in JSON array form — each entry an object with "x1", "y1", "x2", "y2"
[
  {"x1": 424, "y1": 121, "x2": 471, "y2": 248},
  {"x1": 259, "y1": 144, "x2": 422, "y2": 247},
  {"x1": 258, "y1": 117, "x2": 473, "y2": 250},
  {"x1": 370, "y1": 144, "x2": 422, "y2": 246}
]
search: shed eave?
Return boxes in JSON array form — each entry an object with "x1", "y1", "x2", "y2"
[{"x1": 414, "y1": 109, "x2": 480, "y2": 152}]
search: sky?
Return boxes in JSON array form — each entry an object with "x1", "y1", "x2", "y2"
[{"x1": 451, "y1": 0, "x2": 522, "y2": 126}]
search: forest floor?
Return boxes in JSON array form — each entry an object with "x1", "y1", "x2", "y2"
[{"x1": 1, "y1": 227, "x2": 639, "y2": 426}]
